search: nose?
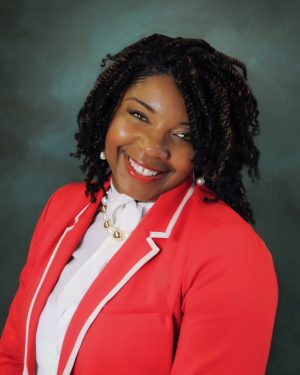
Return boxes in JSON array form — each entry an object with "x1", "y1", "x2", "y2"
[{"x1": 140, "y1": 130, "x2": 171, "y2": 160}]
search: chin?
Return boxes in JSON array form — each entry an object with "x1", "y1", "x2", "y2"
[{"x1": 127, "y1": 189, "x2": 158, "y2": 203}]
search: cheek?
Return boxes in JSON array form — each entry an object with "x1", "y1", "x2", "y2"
[
  {"x1": 172, "y1": 146, "x2": 195, "y2": 171},
  {"x1": 172, "y1": 158, "x2": 193, "y2": 178},
  {"x1": 106, "y1": 119, "x2": 135, "y2": 147},
  {"x1": 182, "y1": 162, "x2": 194, "y2": 175}
]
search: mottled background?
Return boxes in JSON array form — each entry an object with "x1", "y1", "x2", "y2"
[{"x1": 0, "y1": 0, "x2": 299, "y2": 373}]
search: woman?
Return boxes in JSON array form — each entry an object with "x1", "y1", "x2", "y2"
[{"x1": 0, "y1": 34, "x2": 278, "y2": 375}]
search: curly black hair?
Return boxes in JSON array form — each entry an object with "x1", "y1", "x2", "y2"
[{"x1": 70, "y1": 33, "x2": 261, "y2": 225}]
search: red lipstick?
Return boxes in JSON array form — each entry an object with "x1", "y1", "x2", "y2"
[{"x1": 123, "y1": 152, "x2": 164, "y2": 184}]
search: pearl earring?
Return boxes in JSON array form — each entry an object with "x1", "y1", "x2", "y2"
[
  {"x1": 100, "y1": 151, "x2": 106, "y2": 160},
  {"x1": 196, "y1": 175, "x2": 205, "y2": 186}
]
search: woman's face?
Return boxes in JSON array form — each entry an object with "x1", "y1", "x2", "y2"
[{"x1": 104, "y1": 74, "x2": 195, "y2": 202}]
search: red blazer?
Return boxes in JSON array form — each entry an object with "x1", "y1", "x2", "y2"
[{"x1": 0, "y1": 177, "x2": 278, "y2": 375}]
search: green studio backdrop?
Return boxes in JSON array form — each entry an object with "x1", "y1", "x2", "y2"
[{"x1": 0, "y1": 1, "x2": 299, "y2": 374}]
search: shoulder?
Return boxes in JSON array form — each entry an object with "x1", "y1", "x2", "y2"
[
  {"x1": 47, "y1": 181, "x2": 89, "y2": 207},
  {"x1": 189, "y1": 184, "x2": 248, "y2": 228},
  {"x1": 36, "y1": 182, "x2": 91, "y2": 226},
  {"x1": 178, "y1": 184, "x2": 258, "y2": 242},
  {"x1": 179, "y1": 189, "x2": 278, "y2": 307},
  {"x1": 50, "y1": 181, "x2": 87, "y2": 200},
  {"x1": 179, "y1": 185, "x2": 276, "y2": 279}
]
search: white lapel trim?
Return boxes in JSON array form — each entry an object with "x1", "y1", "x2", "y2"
[
  {"x1": 147, "y1": 184, "x2": 194, "y2": 249},
  {"x1": 61, "y1": 183, "x2": 194, "y2": 375},
  {"x1": 22, "y1": 203, "x2": 91, "y2": 375}
]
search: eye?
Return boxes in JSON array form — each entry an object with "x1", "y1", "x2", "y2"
[
  {"x1": 128, "y1": 110, "x2": 148, "y2": 122},
  {"x1": 174, "y1": 132, "x2": 192, "y2": 142}
]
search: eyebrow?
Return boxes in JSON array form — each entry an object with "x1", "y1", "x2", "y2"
[{"x1": 126, "y1": 97, "x2": 190, "y2": 126}]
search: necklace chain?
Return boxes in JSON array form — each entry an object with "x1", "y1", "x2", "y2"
[{"x1": 98, "y1": 195, "x2": 131, "y2": 241}]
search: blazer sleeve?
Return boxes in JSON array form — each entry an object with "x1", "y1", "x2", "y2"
[
  {"x1": 0, "y1": 190, "x2": 57, "y2": 374},
  {"x1": 171, "y1": 222, "x2": 278, "y2": 375}
]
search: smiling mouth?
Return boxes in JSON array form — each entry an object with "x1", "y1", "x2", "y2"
[
  {"x1": 123, "y1": 152, "x2": 166, "y2": 183},
  {"x1": 128, "y1": 156, "x2": 159, "y2": 176}
]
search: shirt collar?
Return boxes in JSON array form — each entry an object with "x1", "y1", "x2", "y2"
[{"x1": 107, "y1": 179, "x2": 154, "y2": 216}]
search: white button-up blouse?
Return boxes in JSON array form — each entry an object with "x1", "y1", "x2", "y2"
[{"x1": 35, "y1": 181, "x2": 154, "y2": 374}]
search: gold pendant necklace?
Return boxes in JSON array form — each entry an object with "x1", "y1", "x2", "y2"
[{"x1": 98, "y1": 195, "x2": 131, "y2": 241}]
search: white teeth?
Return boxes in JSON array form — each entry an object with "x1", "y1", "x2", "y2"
[{"x1": 128, "y1": 157, "x2": 159, "y2": 176}]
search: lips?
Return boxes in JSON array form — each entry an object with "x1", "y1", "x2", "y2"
[{"x1": 123, "y1": 152, "x2": 166, "y2": 183}]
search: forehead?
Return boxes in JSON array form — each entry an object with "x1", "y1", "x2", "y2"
[{"x1": 122, "y1": 75, "x2": 188, "y2": 118}]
